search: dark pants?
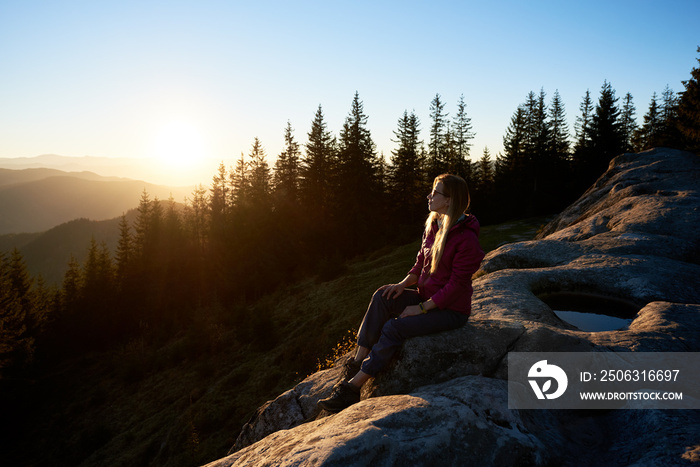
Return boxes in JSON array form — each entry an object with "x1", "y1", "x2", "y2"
[{"x1": 357, "y1": 288, "x2": 468, "y2": 376}]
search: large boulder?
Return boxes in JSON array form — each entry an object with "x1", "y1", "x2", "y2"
[
  {"x1": 209, "y1": 376, "x2": 561, "y2": 467},
  {"x1": 205, "y1": 148, "x2": 700, "y2": 466}
]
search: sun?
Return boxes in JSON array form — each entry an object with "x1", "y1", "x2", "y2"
[
  {"x1": 147, "y1": 119, "x2": 213, "y2": 185},
  {"x1": 153, "y1": 120, "x2": 207, "y2": 169}
]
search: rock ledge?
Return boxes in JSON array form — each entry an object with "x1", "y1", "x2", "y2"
[{"x1": 205, "y1": 148, "x2": 700, "y2": 467}]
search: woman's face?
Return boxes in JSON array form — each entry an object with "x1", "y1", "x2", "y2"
[{"x1": 427, "y1": 181, "x2": 450, "y2": 214}]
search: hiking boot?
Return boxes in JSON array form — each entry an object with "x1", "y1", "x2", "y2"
[
  {"x1": 338, "y1": 358, "x2": 362, "y2": 383},
  {"x1": 317, "y1": 382, "x2": 361, "y2": 413}
]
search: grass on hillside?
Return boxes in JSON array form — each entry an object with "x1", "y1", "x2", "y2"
[{"x1": 5, "y1": 215, "x2": 550, "y2": 467}]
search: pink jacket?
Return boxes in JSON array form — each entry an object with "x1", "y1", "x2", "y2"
[{"x1": 408, "y1": 214, "x2": 484, "y2": 315}]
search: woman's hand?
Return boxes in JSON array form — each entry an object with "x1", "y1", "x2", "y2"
[
  {"x1": 399, "y1": 305, "x2": 423, "y2": 319},
  {"x1": 380, "y1": 282, "x2": 406, "y2": 299}
]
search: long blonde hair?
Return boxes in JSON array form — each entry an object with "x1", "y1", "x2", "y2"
[{"x1": 425, "y1": 174, "x2": 471, "y2": 274}]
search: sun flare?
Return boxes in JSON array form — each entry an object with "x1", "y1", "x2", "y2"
[
  {"x1": 146, "y1": 119, "x2": 215, "y2": 185},
  {"x1": 153, "y1": 120, "x2": 207, "y2": 170}
]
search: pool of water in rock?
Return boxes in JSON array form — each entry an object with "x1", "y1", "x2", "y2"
[{"x1": 537, "y1": 292, "x2": 640, "y2": 332}]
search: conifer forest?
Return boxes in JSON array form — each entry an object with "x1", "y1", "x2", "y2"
[{"x1": 1, "y1": 49, "x2": 700, "y2": 382}]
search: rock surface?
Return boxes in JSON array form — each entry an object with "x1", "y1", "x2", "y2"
[
  {"x1": 204, "y1": 148, "x2": 700, "y2": 467},
  {"x1": 209, "y1": 376, "x2": 559, "y2": 467}
]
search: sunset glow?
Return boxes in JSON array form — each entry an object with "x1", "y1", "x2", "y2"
[
  {"x1": 148, "y1": 119, "x2": 215, "y2": 185},
  {"x1": 153, "y1": 120, "x2": 206, "y2": 167}
]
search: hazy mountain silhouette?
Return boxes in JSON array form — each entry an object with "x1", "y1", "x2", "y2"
[
  {"x1": 0, "y1": 154, "x2": 215, "y2": 186},
  {"x1": 8, "y1": 213, "x2": 135, "y2": 285},
  {"x1": 0, "y1": 168, "x2": 193, "y2": 235}
]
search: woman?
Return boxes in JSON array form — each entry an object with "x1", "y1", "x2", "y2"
[{"x1": 318, "y1": 174, "x2": 485, "y2": 413}]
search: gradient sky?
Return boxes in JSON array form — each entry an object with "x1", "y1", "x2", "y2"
[{"x1": 1, "y1": 0, "x2": 698, "y2": 186}]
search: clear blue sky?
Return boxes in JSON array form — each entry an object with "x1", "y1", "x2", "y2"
[{"x1": 1, "y1": 0, "x2": 698, "y2": 185}]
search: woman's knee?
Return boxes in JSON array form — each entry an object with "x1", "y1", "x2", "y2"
[
  {"x1": 367, "y1": 289, "x2": 393, "y2": 314},
  {"x1": 371, "y1": 288, "x2": 387, "y2": 304}
]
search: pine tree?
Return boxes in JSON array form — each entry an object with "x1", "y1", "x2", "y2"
[
  {"x1": 83, "y1": 237, "x2": 102, "y2": 296},
  {"x1": 336, "y1": 92, "x2": 381, "y2": 250},
  {"x1": 620, "y1": 92, "x2": 638, "y2": 152},
  {"x1": 0, "y1": 252, "x2": 29, "y2": 371},
  {"x1": 29, "y1": 275, "x2": 55, "y2": 339},
  {"x1": 531, "y1": 89, "x2": 551, "y2": 160},
  {"x1": 588, "y1": 80, "x2": 624, "y2": 176},
  {"x1": 657, "y1": 84, "x2": 682, "y2": 147},
  {"x1": 677, "y1": 46, "x2": 700, "y2": 152},
  {"x1": 133, "y1": 190, "x2": 153, "y2": 258},
  {"x1": 574, "y1": 89, "x2": 594, "y2": 156},
  {"x1": 376, "y1": 151, "x2": 389, "y2": 198},
  {"x1": 660, "y1": 85, "x2": 679, "y2": 126},
  {"x1": 7, "y1": 248, "x2": 32, "y2": 313},
  {"x1": 452, "y1": 94, "x2": 475, "y2": 180},
  {"x1": 273, "y1": 121, "x2": 301, "y2": 204},
  {"x1": 389, "y1": 110, "x2": 424, "y2": 225},
  {"x1": 500, "y1": 105, "x2": 528, "y2": 176},
  {"x1": 428, "y1": 93, "x2": 448, "y2": 179},
  {"x1": 0, "y1": 250, "x2": 34, "y2": 369},
  {"x1": 571, "y1": 87, "x2": 595, "y2": 193},
  {"x1": 301, "y1": 105, "x2": 336, "y2": 215},
  {"x1": 115, "y1": 214, "x2": 132, "y2": 285},
  {"x1": 81, "y1": 239, "x2": 115, "y2": 331},
  {"x1": 549, "y1": 90, "x2": 571, "y2": 161},
  {"x1": 337, "y1": 92, "x2": 379, "y2": 192},
  {"x1": 497, "y1": 89, "x2": 559, "y2": 217},
  {"x1": 159, "y1": 195, "x2": 193, "y2": 322},
  {"x1": 130, "y1": 190, "x2": 164, "y2": 317},
  {"x1": 521, "y1": 91, "x2": 538, "y2": 157},
  {"x1": 162, "y1": 195, "x2": 184, "y2": 251},
  {"x1": 442, "y1": 121, "x2": 457, "y2": 176},
  {"x1": 236, "y1": 136, "x2": 274, "y2": 291},
  {"x1": 208, "y1": 162, "x2": 229, "y2": 266},
  {"x1": 476, "y1": 146, "x2": 494, "y2": 193},
  {"x1": 522, "y1": 89, "x2": 554, "y2": 214},
  {"x1": 541, "y1": 89, "x2": 575, "y2": 211},
  {"x1": 61, "y1": 255, "x2": 83, "y2": 315},
  {"x1": 230, "y1": 153, "x2": 249, "y2": 208},
  {"x1": 634, "y1": 93, "x2": 661, "y2": 150},
  {"x1": 496, "y1": 104, "x2": 528, "y2": 219},
  {"x1": 149, "y1": 197, "x2": 164, "y2": 255},
  {"x1": 247, "y1": 137, "x2": 271, "y2": 207},
  {"x1": 210, "y1": 162, "x2": 229, "y2": 232},
  {"x1": 184, "y1": 184, "x2": 209, "y2": 252}
]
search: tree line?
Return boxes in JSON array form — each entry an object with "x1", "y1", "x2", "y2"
[{"x1": 2, "y1": 49, "x2": 699, "y2": 374}]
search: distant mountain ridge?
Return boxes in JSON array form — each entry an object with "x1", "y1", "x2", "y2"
[
  {"x1": 0, "y1": 167, "x2": 194, "y2": 235},
  {"x1": 0, "y1": 155, "x2": 153, "y2": 181},
  {"x1": 7, "y1": 215, "x2": 131, "y2": 285},
  {"x1": 0, "y1": 167, "x2": 128, "y2": 186},
  {"x1": 0, "y1": 154, "x2": 216, "y2": 186}
]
